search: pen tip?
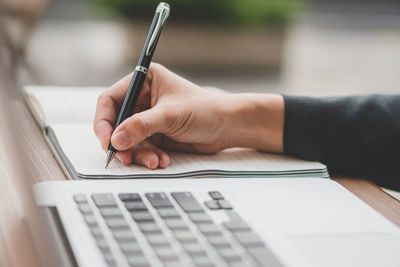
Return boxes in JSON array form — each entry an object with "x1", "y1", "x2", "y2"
[{"x1": 105, "y1": 150, "x2": 115, "y2": 169}]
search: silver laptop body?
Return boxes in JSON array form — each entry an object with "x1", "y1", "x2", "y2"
[{"x1": 32, "y1": 178, "x2": 400, "y2": 267}]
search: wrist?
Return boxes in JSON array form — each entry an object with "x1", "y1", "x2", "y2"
[{"x1": 223, "y1": 93, "x2": 284, "y2": 152}]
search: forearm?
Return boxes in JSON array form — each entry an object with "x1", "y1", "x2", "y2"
[{"x1": 225, "y1": 93, "x2": 284, "y2": 153}]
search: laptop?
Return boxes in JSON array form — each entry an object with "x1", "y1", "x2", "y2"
[{"x1": 32, "y1": 178, "x2": 400, "y2": 267}]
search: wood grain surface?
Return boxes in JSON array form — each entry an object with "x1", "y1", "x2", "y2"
[{"x1": 0, "y1": 100, "x2": 399, "y2": 267}]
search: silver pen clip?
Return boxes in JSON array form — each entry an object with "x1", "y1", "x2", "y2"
[{"x1": 146, "y1": 2, "x2": 170, "y2": 56}]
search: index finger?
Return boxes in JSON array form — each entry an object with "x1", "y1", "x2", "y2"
[{"x1": 93, "y1": 73, "x2": 133, "y2": 150}]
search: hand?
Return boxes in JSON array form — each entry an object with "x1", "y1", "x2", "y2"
[{"x1": 94, "y1": 63, "x2": 284, "y2": 169}]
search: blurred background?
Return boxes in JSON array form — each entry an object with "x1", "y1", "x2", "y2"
[{"x1": 2, "y1": 0, "x2": 400, "y2": 96}]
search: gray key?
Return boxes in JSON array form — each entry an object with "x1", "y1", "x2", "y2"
[
  {"x1": 106, "y1": 218, "x2": 130, "y2": 229},
  {"x1": 217, "y1": 200, "x2": 232, "y2": 210},
  {"x1": 73, "y1": 194, "x2": 87, "y2": 203},
  {"x1": 198, "y1": 224, "x2": 221, "y2": 236},
  {"x1": 189, "y1": 213, "x2": 212, "y2": 224},
  {"x1": 208, "y1": 191, "x2": 224, "y2": 200},
  {"x1": 158, "y1": 208, "x2": 180, "y2": 218},
  {"x1": 119, "y1": 242, "x2": 142, "y2": 255},
  {"x1": 126, "y1": 255, "x2": 150, "y2": 267},
  {"x1": 207, "y1": 235, "x2": 231, "y2": 248},
  {"x1": 184, "y1": 242, "x2": 206, "y2": 256},
  {"x1": 146, "y1": 192, "x2": 173, "y2": 208},
  {"x1": 84, "y1": 214, "x2": 98, "y2": 227},
  {"x1": 119, "y1": 193, "x2": 141, "y2": 202},
  {"x1": 131, "y1": 211, "x2": 154, "y2": 222},
  {"x1": 104, "y1": 252, "x2": 116, "y2": 266},
  {"x1": 163, "y1": 261, "x2": 184, "y2": 267},
  {"x1": 125, "y1": 201, "x2": 147, "y2": 211},
  {"x1": 146, "y1": 234, "x2": 170, "y2": 246},
  {"x1": 174, "y1": 230, "x2": 197, "y2": 243},
  {"x1": 154, "y1": 247, "x2": 178, "y2": 260},
  {"x1": 192, "y1": 256, "x2": 215, "y2": 267},
  {"x1": 90, "y1": 226, "x2": 104, "y2": 239},
  {"x1": 234, "y1": 232, "x2": 264, "y2": 247},
  {"x1": 92, "y1": 194, "x2": 117, "y2": 207},
  {"x1": 204, "y1": 201, "x2": 219, "y2": 210},
  {"x1": 223, "y1": 220, "x2": 251, "y2": 232},
  {"x1": 138, "y1": 222, "x2": 161, "y2": 233},
  {"x1": 164, "y1": 218, "x2": 188, "y2": 230},
  {"x1": 79, "y1": 203, "x2": 93, "y2": 214},
  {"x1": 112, "y1": 229, "x2": 136, "y2": 242},
  {"x1": 100, "y1": 207, "x2": 123, "y2": 217},
  {"x1": 171, "y1": 192, "x2": 204, "y2": 213},
  {"x1": 218, "y1": 247, "x2": 241, "y2": 262},
  {"x1": 96, "y1": 238, "x2": 110, "y2": 252},
  {"x1": 248, "y1": 247, "x2": 283, "y2": 267}
]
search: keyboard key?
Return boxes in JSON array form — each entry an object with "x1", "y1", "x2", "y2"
[
  {"x1": 104, "y1": 252, "x2": 116, "y2": 266},
  {"x1": 91, "y1": 226, "x2": 104, "y2": 239},
  {"x1": 84, "y1": 214, "x2": 98, "y2": 227},
  {"x1": 78, "y1": 203, "x2": 93, "y2": 214},
  {"x1": 126, "y1": 255, "x2": 150, "y2": 267},
  {"x1": 146, "y1": 192, "x2": 173, "y2": 208},
  {"x1": 217, "y1": 200, "x2": 232, "y2": 210},
  {"x1": 154, "y1": 247, "x2": 178, "y2": 261},
  {"x1": 184, "y1": 242, "x2": 207, "y2": 256},
  {"x1": 125, "y1": 201, "x2": 147, "y2": 211},
  {"x1": 96, "y1": 238, "x2": 110, "y2": 252},
  {"x1": 163, "y1": 261, "x2": 184, "y2": 267},
  {"x1": 208, "y1": 191, "x2": 224, "y2": 200},
  {"x1": 204, "y1": 201, "x2": 219, "y2": 210},
  {"x1": 146, "y1": 234, "x2": 170, "y2": 247},
  {"x1": 119, "y1": 242, "x2": 142, "y2": 255},
  {"x1": 92, "y1": 194, "x2": 117, "y2": 207},
  {"x1": 119, "y1": 193, "x2": 141, "y2": 202},
  {"x1": 100, "y1": 207, "x2": 123, "y2": 217},
  {"x1": 223, "y1": 220, "x2": 251, "y2": 232},
  {"x1": 207, "y1": 235, "x2": 231, "y2": 248},
  {"x1": 198, "y1": 224, "x2": 221, "y2": 236},
  {"x1": 138, "y1": 222, "x2": 162, "y2": 233},
  {"x1": 234, "y1": 232, "x2": 264, "y2": 247},
  {"x1": 74, "y1": 194, "x2": 87, "y2": 203},
  {"x1": 192, "y1": 256, "x2": 215, "y2": 267},
  {"x1": 158, "y1": 208, "x2": 180, "y2": 218},
  {"x1": 174, "y1": 230, "x2": 197, "y2": 243},
  {"x1": 171, "y1": 192, "x2": 204, "y2": 213},
  {"x1": 164, "y1": 218, "x2": 188, "y2": 230},
  {"x1": 247, "y1": 247, "x2": 283, "y2": 267},
  {"x1": 217, "y1": 247, "x2": 241, "y2": 262},
  {"x1": 112, "y1": 229, "x2": 136, "y2": 242},
  {"x1": 189, "y1": 213, "x2": 212, "y2": 224},
  {"x1": 131, "y1": 211, "x2": 154, "y2": 222},
  {"x1": 106, "y1": 218, "x2": 130, "y2": 229}
]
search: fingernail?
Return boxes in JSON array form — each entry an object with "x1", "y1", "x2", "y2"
[
  {"x1": 111, "y1": 131, "x2": 131, "y2": 149},
  {"x1": 142, "y1": 158, "x2": 150, "y2": 168}
]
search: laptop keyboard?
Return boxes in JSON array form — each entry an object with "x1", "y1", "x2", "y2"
[{"x1": 73, "y1": 191, "x2": 282, "y2": 267}]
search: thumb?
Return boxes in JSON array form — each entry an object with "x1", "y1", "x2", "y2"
[{"x1": 111, "y1": 107, "x2": 170, "y2": 150}]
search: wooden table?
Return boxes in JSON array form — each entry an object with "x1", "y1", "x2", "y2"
[{"x1": 0, "y1": 99, "x2": 399, "y2": 267}]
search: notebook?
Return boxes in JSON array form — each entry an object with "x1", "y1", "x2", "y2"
[{"x1": 24, "y1": 86, "x2": 329, "y2": 180}]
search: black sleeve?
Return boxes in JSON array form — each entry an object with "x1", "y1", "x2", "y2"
[{"x1": 283, "y1": 94, "x2": 400, "y2": 191}]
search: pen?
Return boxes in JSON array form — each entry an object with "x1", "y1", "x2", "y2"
[{"x1": 105, "y1": 2, "x2": 170, "y2": 168}]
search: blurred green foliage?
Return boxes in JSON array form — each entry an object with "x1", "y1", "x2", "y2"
[{"x1": 94, "y1": 0, "x2": 303, "y2": 27}]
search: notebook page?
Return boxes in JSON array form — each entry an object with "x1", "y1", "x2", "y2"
[
  {"x1": 25, "y1": 86, "x2": 104, "y2": 125},
  {"x1": 51, "y1": 124, "x2": 326, "y2": 177}
]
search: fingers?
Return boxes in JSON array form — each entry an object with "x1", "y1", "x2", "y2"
[
  {"x1": 94, "y1": 73, "x2": 133, "y2": 149},
  {"x1": 114, "y1": 141, "x2": 170, "y2": 169},
  {"x1": 111, "y1": 106, "x2": 172, "y2": 151}
]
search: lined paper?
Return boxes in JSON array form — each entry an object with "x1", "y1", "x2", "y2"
[{"x1": 52, "y1": 124, "x2": 327, "y2": 178}]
